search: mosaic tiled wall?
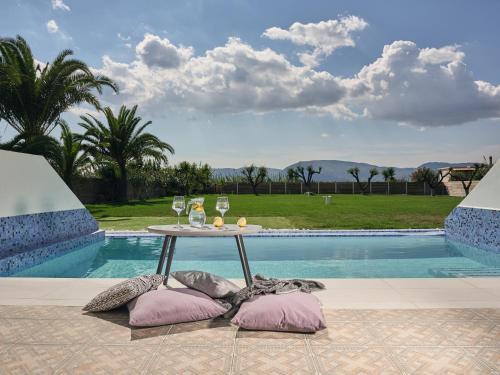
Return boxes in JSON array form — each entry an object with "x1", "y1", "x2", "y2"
[
  {"x1": 445, "y1": 207, "x2": 500, "y2": 253},
  {"x1": 0, "y1": 208, "x2": 98, "y2": 254},
  {"x1": 0, "y1": 208, "x2": 102, "y2": 275},
  {"x1": 0, "y1": 230, "x2": 104, "y2": 276}
]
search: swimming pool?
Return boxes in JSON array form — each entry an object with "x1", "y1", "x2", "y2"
[{"x1": 11, "y1": 233, "x2": 500, "y2": 278}]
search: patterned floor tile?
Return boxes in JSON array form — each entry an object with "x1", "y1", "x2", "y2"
[
  {"x1": 166, "y1": 319, "x2": 236, "y2": 346},
  {"x1": 355, "y1": 309, "x2": 484, "y2": 322},
  {"x1": 308, "y1": 322, "x2": 378, "y2": 346},
  {"x1": 25, "y1": 319, "x2": 104, "y2": 345},
  {"x1": 370, "y1": 322, "x2": 453, "y2": 346},
  {"x1": 323, "y1": 309, "x2": 361, "y2": 322},
  {"x1": 441, "y1": 320, "x2": 500, "y2": 346},
  {"x1": 355, "y1": 309, "x2": 417, "y2": 322},
  {"x1": 467, "y1": 347, "x2": 500, "y2": 372},
  {"x1": 92, "y1": 319, "x2": 170, "y2": 345},
  {"x1": 55, "y1": 344, "x2": 155, "y2": 374},
  {"x1": 0, "y1": 319, "x2": 42, "y2": 344},
  {"x1": 391, "y1": 347, "x2": 492, "y2": 374},
  {"x1": 147, "y1": 345, "x2": 233, "y2": 374},
  {"x1": 0, "y1": 344, "x2": 80, "y2": 375},
  {"x1": 474, "y1": 309, "x2": 500, "y2": 321},
  {"x1": 233, "y1": 342, "x2": 316, "y2": 375},
  {"x1": 236, "y1": 329, "x2": 306, "y2": 347},
  {"x1": 311, "y1": 346, "x2": 402, "y2": 375}
]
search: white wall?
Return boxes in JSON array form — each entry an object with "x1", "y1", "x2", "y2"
[
  {"x1": 0, "y1": 150, "x2": 84, "y2": 218},
  {"x1": 459, "y1": 160, "x2": 500, "y2": 211}
]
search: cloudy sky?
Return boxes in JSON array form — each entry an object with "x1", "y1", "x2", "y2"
[{"x1": 2, "y1": 0, "x2": 500, "y2": 168}]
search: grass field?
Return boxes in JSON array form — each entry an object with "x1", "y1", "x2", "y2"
[{"x1": 86, "y1": 194, "x2": 462, "y2": 231}]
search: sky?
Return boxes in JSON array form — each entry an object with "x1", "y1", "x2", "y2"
[{"x1": 2, "y1": 0, "x2": 500, "y2": 168}]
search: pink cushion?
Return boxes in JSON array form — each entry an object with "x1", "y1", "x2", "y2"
[
  {"x1": 127, "y1": 288, "x2": 228, "y2": 327},
  {"x1": 231, "y1": 292, "x2": 326, "y2": 333}
]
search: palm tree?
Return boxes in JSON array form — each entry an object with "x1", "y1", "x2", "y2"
[
  {"x1": 80, "y1": 105, "x2": 174, "y2": 202},
  {"x1": 0, "y1": 35, "x2": 117, "y2": 158},
  {"x1": 53, "y1": 120, "x2": 91, "y2": 189}
]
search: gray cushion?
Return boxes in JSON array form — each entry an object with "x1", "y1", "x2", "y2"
[
  {"x1": 83, "y1": 274, "x2": 165, "y2": 312},
  {"x1": 171, "y1": 271, "x2": 241, "y2": 298}
]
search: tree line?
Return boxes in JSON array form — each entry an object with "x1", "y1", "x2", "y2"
[{"x1": 0, "y1": 36, "x2": 173, "y2": 202}]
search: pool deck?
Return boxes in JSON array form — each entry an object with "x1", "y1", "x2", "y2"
[
  {"x1": 1, "y1": 278, "x2": 499, "y2": 373},
  {"x1": 0, "y1": 277, "x2": 499, "y2": 309}
]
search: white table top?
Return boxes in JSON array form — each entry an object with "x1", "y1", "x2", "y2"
[{"x1": 146, "y1": 224, "x2": 262, "y2": 237}]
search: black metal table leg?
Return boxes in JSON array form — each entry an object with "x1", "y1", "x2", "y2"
[
  {"x1": 156, "y1": 235, "x2": 171, "y2": 274},
  {"x1": 235, "y1": 235, "x2": 252, "y2": 286},
  {"x1": 163, "y1": 236, "x2": 177, "y2": 285}
]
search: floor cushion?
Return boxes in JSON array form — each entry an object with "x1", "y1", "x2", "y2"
[
  {"x1": 83, "y1": 274, "x2": 165, "y2": 312},
  {"x1": 127, "y1": 288, "x2": 229, "y2": 327},
  {"x1": 171, "y1": 270, "x2": 241, "y2": 298},
  {"x1": 231, "y1": 292, "x2": 326, "y2": 333}
]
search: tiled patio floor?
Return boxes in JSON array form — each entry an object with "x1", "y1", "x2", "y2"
[{"x1": 0, "y1": 306, "x2": 498, "y2": 374}]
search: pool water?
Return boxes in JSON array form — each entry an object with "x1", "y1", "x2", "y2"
[{"x1": 12, "y1": 235, "x2": 500, "y2": 278}]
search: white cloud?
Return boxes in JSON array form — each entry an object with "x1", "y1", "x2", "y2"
[
  {"x1": 418, "y1": 45, "x2": 464, "y2": 65},
  {"x1": 136, "y1": 33, "x2": 193, "y2": 69},
  {"x1": 52, "y1": 0, "x2": 70, "y2": 11},
  {"x1": 93, "y1": 26, "x2": 500, "y2": 128},
  {"x1": 45, "y1": 19, "x2": 72, "y2": 41},
  {"x1": 262, "y1": 16, "x2": 368, "y2": 66},
  {"x1": 46, "y1": 19, "x2": 59, "y2": 33},
  {"x1": 117, "y1": 33, "x2": 131, "y2": 41},
  {"x1": 352, "y1": 41, "x2": 500, "y2": 126},
  {"x1": 96, "y1": 36, "x2": 346, "y2": 114},
  {"x1": 320, "y1": 133, "x2": 329, "y2": 138}
]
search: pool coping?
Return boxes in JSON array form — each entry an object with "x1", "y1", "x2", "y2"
[
  {"x1": 105, "y1": 228, "x2": 445, "y2": 237},
  {"x1": 1, "y1": 277, "x2": 499, "y2": 309}
]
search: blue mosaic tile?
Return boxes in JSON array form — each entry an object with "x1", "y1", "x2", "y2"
[
  {"x1": 0, "y1": 208, "x2": 98, "y2": 257},
  {"x1": 445, "y1": 207, "x2": 500, "y2": 253},
  {"x1": 0, "y1": 208, "x2": 101, "y2": 275},
  {"x1": 0, "y1": 230, "x2": 104, "y2": 276}
]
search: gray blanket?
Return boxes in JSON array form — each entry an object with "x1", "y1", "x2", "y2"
[{"x1": 219, "y1": 274, "x2": 325, "y2": 318}]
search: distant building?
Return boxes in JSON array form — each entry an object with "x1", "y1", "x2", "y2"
[{"x1": 438, "y1": 166, "x2": 479, "y2": 197}]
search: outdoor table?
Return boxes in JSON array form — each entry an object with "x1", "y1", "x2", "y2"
[{"x1": 147, "y1": 224, "x2": 262, "y2": 286}]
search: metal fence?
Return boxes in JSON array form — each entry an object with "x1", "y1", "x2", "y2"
[{"x1": 214, "y1": 181, "x2": 448, "y2": 195}]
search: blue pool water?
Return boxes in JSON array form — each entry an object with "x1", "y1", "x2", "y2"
[{"x1": 12, "y1": 235, "x2": 500, "y2": 278}]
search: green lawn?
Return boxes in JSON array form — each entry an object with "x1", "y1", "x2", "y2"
[{"x1": 86, "y1": 194, "x2": 462, "y2": 231}]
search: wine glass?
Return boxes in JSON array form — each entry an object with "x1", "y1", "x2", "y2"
[
  {"x1": 172, "y1": 196, "x2": 185, "y2": 228},
  {"x1": 216, "y1": 196, "x2": 229, "y2": 228}
]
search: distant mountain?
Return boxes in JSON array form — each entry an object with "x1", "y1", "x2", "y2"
[
  {"x1": 284, "y1": 160, "x2": 414, "y2": 182},
  {"x1": 213, "y1": 160, "x2": 477, "y2": 182}
]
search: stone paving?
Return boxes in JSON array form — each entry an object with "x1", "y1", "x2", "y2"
[{"x1": 0, "y1": 306, "x2": 498, "y2": 374}]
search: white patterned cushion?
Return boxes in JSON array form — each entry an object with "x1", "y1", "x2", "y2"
[{"x1": 83, "y1": 274, "x2": 165, "y2": 312}]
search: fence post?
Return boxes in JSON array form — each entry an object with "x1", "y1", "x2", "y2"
[
  {"x1": 269, "y1": 182, "x2": 272, "y2": 194},
  {"x1": 284, "y1": 182, "x2": 287, "y2": 194},
  {"x1": 352, "y1": 182, "x2": 355, "y2": 194},
  {"x1": 423, "y1": 182, "x2": 426, "y2": 195},
  {"x1": 369, "y1": 181, "x2": 372, "y2": 194},
  {"x1": 300, "y1": 183, "x2": 303, "y2": 194},
  {"x1": 317, "y1": 182, "x2": 320, "y2": 194},
  {"x1": 236, "y1": 182, "x2": 239, "y2": 195},
  {"x1": 405, "y1": 181, "x2": 408, "y2": 195},
  {"x1": 335, "y1": 182, "x2": 337, "y2": 194},
  {"x1": 387, "y1": 182, "x2": 390, "y2": 195}
]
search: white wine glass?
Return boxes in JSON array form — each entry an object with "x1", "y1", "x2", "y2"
[
  {"x1": 216, "y1": 196, "x2": 229, "y2": 228},
  {"x1": 172, "y1": 196, "x2": 185, "y2": 228}
]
